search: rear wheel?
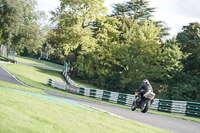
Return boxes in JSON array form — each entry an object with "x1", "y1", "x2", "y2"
[
  {"x1": 141, "y1": 99, "x2": 150, "y2": 113},
  {"x1": 131, "y1": 100, "x2": 137, "y2": 111}
]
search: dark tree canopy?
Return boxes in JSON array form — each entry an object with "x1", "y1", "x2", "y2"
[{"x1": 177, "y1": 22, "x2": 200, "y2": 75}]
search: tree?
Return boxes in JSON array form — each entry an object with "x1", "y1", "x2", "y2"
[
  {"x1": 162, "y1": 38, "x2": 183, "y2": 78},
  {"x1": 112, "y1": 0, "x2": 169, "y2": 38},
  {"x1": 0, "y1": 29, "x2": 3, "y2": 44},
  {"x1": 0, "y1": 0, "x2": 46, "y2": 54},
  {"x1": 45, "y1": 29, "x2": 67, "y2": 64},
  {"x1": 112, "y1": 0, "x2": 155, "y2": 23},
  {"x1": 0, "y1": 0, "x2": 23, "y2": 46},
  {"x1": 75, "y1": 16, "x2": 122, "y2": 90},
  {"x1": 47, "y1": 0, "x2": 107, "y2": 64},
  {"x1": 166, "y1": 72, "x2": 200, "y2": 102},
  {"x1": 118, "y1": 20, "x2": 164, "y2": 89},
  {"x1": 177, "y1": 22, "x2": 200, "y2": 75}
]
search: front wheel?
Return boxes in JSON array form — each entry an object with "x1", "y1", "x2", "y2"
[
  {"x1": 131, "y1": 100, "x2": 137, "y2": 111},
  {"x1": 141, "y1": 99, "x2": 150, "y2": 113}
]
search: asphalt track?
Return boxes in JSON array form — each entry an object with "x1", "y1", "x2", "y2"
[{"x1": 0, "y1": 63, "x2": 200, "y2": 133}]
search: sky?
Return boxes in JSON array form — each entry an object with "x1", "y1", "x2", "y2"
[{"x1": 37, "y1": 0, "x2": 200, "y2": 38}]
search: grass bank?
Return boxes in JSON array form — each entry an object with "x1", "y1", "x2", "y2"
[
  {"x1": 0, "y1": 87, "x2": 171, "y2": 133},
  {"x1": 15, "y1": 56, "x2": 63, "y2": 69},
  {"x1": 0, "y1": 63, "x2": 64, "y2": 92},
  {"x1": 0, "y1": 56, "x2": 17, "y2": 63},
  {"x1": 0, "y1": 80, "x2": 47, "y2": 95}
]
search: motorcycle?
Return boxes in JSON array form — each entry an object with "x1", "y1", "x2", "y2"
[{"x1": 131, "y1": 90, "x2": 155, "y2": 113}]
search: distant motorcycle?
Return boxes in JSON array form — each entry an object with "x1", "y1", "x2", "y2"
[{"x1": 131, "y1": 90, "x2": 155, "y2": 113}]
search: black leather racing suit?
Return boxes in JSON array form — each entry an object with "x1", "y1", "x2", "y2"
[{"x1": 137, "y1": 83, "x2": 153, "y2": 103}]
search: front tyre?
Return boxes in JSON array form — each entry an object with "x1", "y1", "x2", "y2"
[
  {"x1": 131, "y1": 100, "x2": 137, "y2": 111},
  {"x1": 141, "y1": 99, "x2": 150, "y2": 113}
]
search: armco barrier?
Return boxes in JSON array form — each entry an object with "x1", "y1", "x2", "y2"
[
  {"x1": 79, "y1": 87, "x2": 85, "y2": 96},
  {"x1": 47, "y1": 79, "x2": 66, "y2": 91},
  {"x1": 95, "y1": 89, "x2": 104, "y2": 100},
  {"x1": 47, "y1": 79, "x2": 79, "y2": 94},
  {"x1": 109, "y1": 92, "x2": 119, "y2": 103},
  {"x1": 102, "y1": 91, "x2": 111, "y2": 101},
  {"x1": 89, "y1": 89, "x2": 96, "y2": 98},
  {"x1": 186, "y1": 102, "x2": 200, "y2": 117},
  {"x1": 118, "y1": 93, "x2": 127, "y2": 105},
  {"x1": 47, "y1": 78, "x2": 200, "y2": 118},
  {"x1": 171, "y1": 101, "x2": 187, "y2": 115},
  {"x1": 158, "y1": 99, "x2": 172, "y2": 113}
]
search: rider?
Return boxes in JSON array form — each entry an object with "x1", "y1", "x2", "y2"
[{"x1": 136, "y1": 79, "x2": 153, "y2": 103}]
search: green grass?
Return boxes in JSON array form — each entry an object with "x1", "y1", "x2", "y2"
[
  {"x1": 0, "y1": 56, "x2": 17, "y2": 63},
  {"x1": 73, "y1": 79, "x2": 103, "y2": 90},
  {"x1": 0, "y1": 63, "x2": 64, "y2": 92},
  {"x1": 0, "y1": 80, "x2": 47, "y2": 95},
  {"x1": 1, "y1": 63, "x2": 199, "y2": 123},
  {"x1": 15, "y1": 56, "x2": 63, "y2": 69},
  {"x1": 0, "y1": 88, "x2": 171, "y2": 133}
]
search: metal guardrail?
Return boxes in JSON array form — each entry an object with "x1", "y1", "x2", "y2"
[
  {"x1": 186, "y1": 102, "x2": 200, "y2": 117},
  {"x1": 78, "y1": 87, "x2": 200, "y2": 117},
  {"x1": 47, "y1": 79, "x2": 79, "y2": 94}
]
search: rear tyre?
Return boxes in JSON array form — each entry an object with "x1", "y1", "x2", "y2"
[{"x1": 141, "y1": 99, "x2": 150, "y2": 113}]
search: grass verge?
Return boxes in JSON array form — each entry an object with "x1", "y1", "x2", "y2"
[
  {"x1": 0, "y1": 88, "x2": 171, "y2": 133},
  {"x1": 0, "y1": 56, "x2": 17, "y2": 63},
  {"x1": 73, "y1": 79, "x2": 103, "y2": 90},
  {"x1": 0, "y1": 80, "x2": 47, "y2": 95},
  {"x1": 1, "y1": 63, "x2": 199, "y2": 123},
  {"x1": 0, "y1": 63, "x2": 64, "y2": 92},
  {"x1": 15, "y1": 56, "x2": 63, "y2": 69}
]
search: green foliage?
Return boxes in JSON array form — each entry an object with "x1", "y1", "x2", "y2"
[
  {"x1": 0, "y1": 0, "x2": 22, "y2": 46},
  {"x1": 118, "y1": 20, "x2": 165, "y2": 89},
  {"x1": 0, "y1": 0, "x2": 46, "y2": 54},
  {"x1": 177, "y1": 22, "x2": 200, "y2": 75},
  {"x1": 163, "y1": 22, "x2": 200, "y2": 102},
  {"x1": 75, "y1": 16, "x2": 122, "y2": 90},
  {"x1": 59, "y1": 0, "x2": 107, "y2": 55},
  {"x1": 47, "y1": 0, "x2": 107, "y2": 64},
  {"x1": 166, "y1": 73, "x2": 200, "y2": 102},
  {"x1": 162, "y1": 38, "x2": 183, "y2": 78},
  {"x1": 112, "y1": 0, "x2": 169, "y2": 38},
  {"x1": 112, "y1": 0, "x2": 155, "y2": 22},
  {"x1": 45, "y1": 0, "x2": 199, "y2": 102},
  {"x1": 45, "y1": 30, "x2": 66, "y2": 64},
  {"x1": 0, "y1": 29, "x2": 3, "y2": 43}
]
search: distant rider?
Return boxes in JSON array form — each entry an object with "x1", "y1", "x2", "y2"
[{"x1": 136, "y1": 79, "x2": 153, "y2": 103}]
